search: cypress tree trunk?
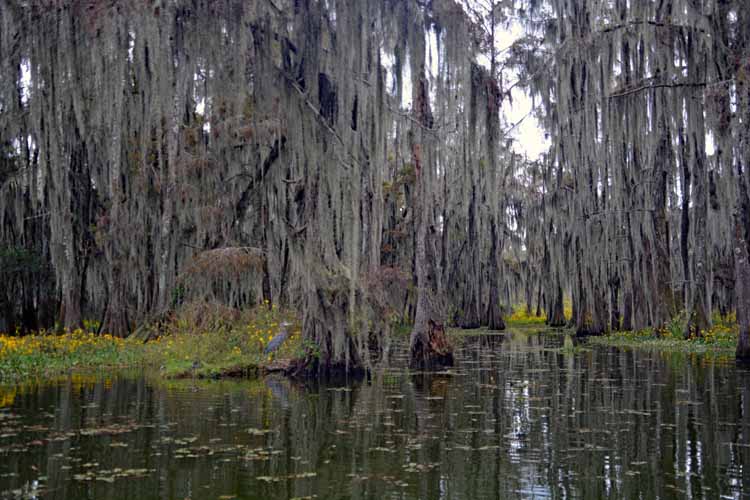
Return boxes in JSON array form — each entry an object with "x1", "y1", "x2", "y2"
[
  {"x1": 734, "y1": 201, "x2": 750, "y2": 360},
  {"x1": 535, "y1": 277, "x2": 543, "y2": 317},
  {"x1": 409, "y1": 133, "x2": 453, "y2": 369},
  {"x1": 485, "y1": 219, "x2": 506, "y2": 330},
  {"x1": 409, "y1": 169, "x2": 454, "y2": 367},
  {"x1": 609, "y1": 275, "x2": 621, "y2": 331},
  {"x1": 548, "y1": 283, "x2": 566, "y2": 327},
  {"x1": 736, "y1": 39, "x2": 750, "y2": 360},
  {"x1": 651, "y1": 106, "x2": 675, "y2": 328},
  {"x1": 484, "y1": 20, "x2": 505, "y2": 332},
  {"x1": 685, "y1": 30, "x2": 711, "y2": 338},
  {"x1": 525, "y1": 271, "x2": 533, "y2": 316},
  {"x1": 735, "y1": 154, "x2": 750, "y2": 358},
  {"x1": 408, "y1": 8, "x2": 452, "y2": 370}
]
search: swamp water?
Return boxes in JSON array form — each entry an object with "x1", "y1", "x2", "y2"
[{"x1": 1, "y1": 330, "x2": 750, "y2": 499}]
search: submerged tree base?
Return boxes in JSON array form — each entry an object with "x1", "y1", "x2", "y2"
[
  {"x1": 284, "y1": 355, "x2": 367, "y2": 382},
  {"x1": 487, "y1": 317, "x2": 506, "y2": 331},
  {"x1": 409, "y1": 320, "x2": 454, "y2": 371},
  {"x1": 575, "y1": 325, "x2": 605, "y2": 337},
  {"x1": 548, "y1": 313, "x2": 566, "y2": 328},
  {"x1": 736, "y1": 335, "x2": 750, "y2": 362}
]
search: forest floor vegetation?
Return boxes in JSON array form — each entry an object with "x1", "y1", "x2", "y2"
[{"x1": 506, "y1": 308, "x2": 547, "y2": 326}]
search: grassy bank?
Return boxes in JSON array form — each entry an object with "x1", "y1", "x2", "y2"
[
  {"x1": 0, "y1": 302, "x2": 302, "y2": 384},
  {"x1": 0, "y1": 330, "x2": 143, "y2": 383},
  {"x1": 586, "y1": 314, "x2": 738, "y2": 356},
  {"x1": 142, "y1": 302, "x2": 302, "y2": 378}
]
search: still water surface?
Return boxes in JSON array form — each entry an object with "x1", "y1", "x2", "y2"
[{"x1": 1, "y1": 330, "x2": 750, "y2": 499}]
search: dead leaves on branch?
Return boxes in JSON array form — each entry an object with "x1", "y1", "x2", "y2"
[{"x1": 179, "y1": 246, "x2": 265, "y2": 283}]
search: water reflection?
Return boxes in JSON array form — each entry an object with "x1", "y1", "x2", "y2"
[{"x1": 1, "y1": 331, "x2": 750, "y2": 499}]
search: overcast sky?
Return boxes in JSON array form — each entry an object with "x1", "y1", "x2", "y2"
[{"x1": 495, "y1": 21, "x2": 548, "y2": 161}]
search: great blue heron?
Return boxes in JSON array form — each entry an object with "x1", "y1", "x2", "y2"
[{"x1": 264, "y1": 321, "x2": 293, "y2": 354}]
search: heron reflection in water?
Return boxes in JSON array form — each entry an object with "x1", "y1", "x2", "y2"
[{"x1": 264, "y1": 321, "x2": 293, "y2": 355}]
